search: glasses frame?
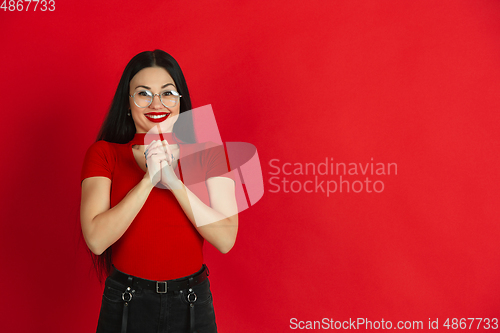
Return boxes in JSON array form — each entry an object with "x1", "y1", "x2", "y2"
[{"x1": 129, "y1": 89, "x2": 182, "y2": 108}]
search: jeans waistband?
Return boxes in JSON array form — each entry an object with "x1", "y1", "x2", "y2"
[{"x1": 109, "y1": 264, "x2": 209, "y2": 294}]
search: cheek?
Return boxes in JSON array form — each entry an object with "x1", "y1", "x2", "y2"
[
  {"x1": 171, "y1": 106, "x2": 181, "y2": 115},
  {"x1": 131, "y1": 109, "x2": 144, "y2": 121}
]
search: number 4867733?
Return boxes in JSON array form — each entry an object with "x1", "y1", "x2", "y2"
[{"x1": 1, "y1": 0, "x2": 55, "y2": 11}]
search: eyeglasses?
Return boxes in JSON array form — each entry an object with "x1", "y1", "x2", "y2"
[{"x1": 129, "y1": 89, "x2": 182, "y2": 108}]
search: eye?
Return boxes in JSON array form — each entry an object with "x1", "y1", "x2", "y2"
[
  {"x1": 138, "y1": 90, "x2": 152, "y2": 97},
  {"x1": 161, "y1": 90, "x2": 177, "y2": 96}
]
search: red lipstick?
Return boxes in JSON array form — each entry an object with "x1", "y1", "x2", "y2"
[{"x1": 145, "y1": 112, "x2": 170, "y2": 123}]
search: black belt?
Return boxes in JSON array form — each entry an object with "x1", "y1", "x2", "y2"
[
  {"x1": 110, "y1": 264, "x2": 209, "y2": 294},
  {"x1": 114, "y1": 265, "x2": 209, "y2": 333}
]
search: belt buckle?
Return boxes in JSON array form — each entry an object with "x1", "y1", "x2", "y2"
[{"x1": 156, "y1": 281, "x2": 167, "y2": 293}]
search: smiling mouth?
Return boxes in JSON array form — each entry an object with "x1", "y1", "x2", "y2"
[{"x1": 145, "y1": 112, "x2": 170, "y2": 122}]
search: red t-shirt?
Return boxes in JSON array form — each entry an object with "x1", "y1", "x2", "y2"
[{"x1": 80, "y1": 140, "x2": 231, "y2": 280}]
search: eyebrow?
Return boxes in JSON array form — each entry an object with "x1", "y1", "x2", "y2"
[{"x1": 134, "y1": 83, "x2": 176, "y2": 90}]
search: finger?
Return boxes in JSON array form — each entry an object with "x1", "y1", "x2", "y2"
[
  {"x1": 146, "y1": 148, "x2": 158, "y2": 160},
  {"x1": 150, "y1": 140, "x2": 163, "y2": 152},
  {"x1": 158, "y1": 139, "x2": 169, "y2": 153},
  {"x1": 144, "y1": 140, "x2": 157, "y2": 157},
  {"x1": 148, "y1": 139, "x2": 164, "y2": 152},
  {"x1": 150, "y1": 140, "x2": 170, "y2": 163},
  {"x1": 160, "y1": 140, "x2": 173, "y2": 164},
  {"x1": 161, "y1": 158, "x2": 171, "y2": 168},
  {"x1": 153, "y1": 140, "x2": 169, "y2": 154},
  {"x1": 160, "y1": 158, "x2": 171, "y2": 169},
  {"x1": 148, "y1": 146, "x2": 168, "y2": 161},
  {"x1": 146, "y1": 141, "x2": 168, "y2": 160},
  {"x1": 146, "y1": 152, "x2": 164, "y2": 165}
]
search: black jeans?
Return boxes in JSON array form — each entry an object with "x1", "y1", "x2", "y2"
[{"x1": 96, "y1": 266, "x2": 217, "y2": 333}]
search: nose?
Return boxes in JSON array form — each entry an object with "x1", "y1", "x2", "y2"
[{"x1": 149, "y1": 94, "x2": 164, "y2": 109}]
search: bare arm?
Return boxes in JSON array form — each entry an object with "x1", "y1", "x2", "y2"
[
  {"x1": 146, "y1": 140, "x2": 239, "y2": 253},
  {"x1": 163, "y1": 162, "x2": 239, "y2": 253},
  {"x1": 80, "y1": 172, "x2": 155, "y2": 256}
]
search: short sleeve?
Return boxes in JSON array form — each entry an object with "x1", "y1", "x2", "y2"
[
  {"x1": 80, "y1": 140, "x2": 116, "y2": 185},
  {"x1": 205, "y1": 143, "x2": 235, "y2": 181}
]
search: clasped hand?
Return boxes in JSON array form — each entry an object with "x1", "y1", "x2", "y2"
[{"x1": 144, "y1": 140, "x2": 180, "y2": 190}]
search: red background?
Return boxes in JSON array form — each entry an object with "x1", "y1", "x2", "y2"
[{"x1": 1, "y1": 0, "x2": 500, "y2": 331}]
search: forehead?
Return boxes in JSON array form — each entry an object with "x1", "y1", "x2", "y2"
[{"x1": 130, "y1": 67, "x2": 175, "y2": 88}]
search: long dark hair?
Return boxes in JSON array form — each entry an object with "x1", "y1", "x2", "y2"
[
  {"x1": 97, "y1": 49, "x2": 195, "y2": 144},
  {"x1": 90, "y1": 50, "x2": 195, "y2": 281}
]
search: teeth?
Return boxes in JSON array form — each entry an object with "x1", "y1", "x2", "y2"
[{"x1": 146, "y1": 114, "x2": 168, "y2": 119}]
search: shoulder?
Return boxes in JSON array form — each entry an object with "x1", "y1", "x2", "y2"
[
  {"x1": 82, "y1": 140, "x2": 121, "y2": 169},
  {"x1": 85, "y1": 140, "x2": 120, "y2": 157},
  {"x1": 86, "y1": 140, "x2": 111, "y2": 153},
  {"x1": 202, "y1": 142, "x2": 226, "y2": 160},
  {"x1": 87, "y1": 139, "x2": 116, "y2": 150},
  {"x1": 200, "y1": 142, "x2": 231, "y2": 179}
]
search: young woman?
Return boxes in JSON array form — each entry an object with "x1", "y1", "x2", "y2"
[{"x1": 80, "y1": 49, "x2": 238, "y2": 333}]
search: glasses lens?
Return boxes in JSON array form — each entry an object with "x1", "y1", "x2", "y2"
[
  {"x1": 134, "y1": 90, "x2": 153, "y2": 107},
  {"x1": 161, "y1": 91, "x2": 179, "y2": 107}
]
